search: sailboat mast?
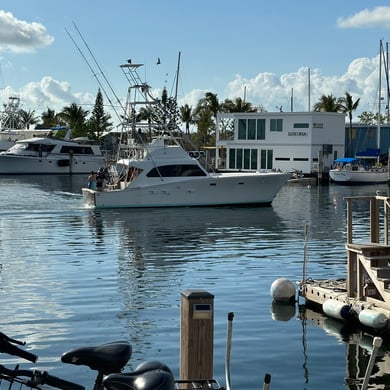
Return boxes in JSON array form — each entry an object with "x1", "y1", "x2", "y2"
[
  {"x1": 174, "y1": 51, "x2": 181, "y2": 101},
  {"x1": 378, "y1": 40, "x2": 382, "y2": 160}
]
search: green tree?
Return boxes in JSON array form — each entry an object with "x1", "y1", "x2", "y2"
[
  {"x1": 221, "y1": 97, "x2": 257, "y2": 113},
  {"x1": 192, "y1": 109, "x2": 215, "y2": 147},
  {"x1": 137, "y1": 106, "x2": 156, "y2": 141},
  {"x1": 40, "y1": 108, "x2": 60, "y2": 128},
  {"x1": 313, "y1": 94, "x2": 342, "y2": 112},
  {"x1": 195, "y1": 92, "x2": 221, "y2": 120},
  {"x1": 19, "y1": 109, "x2": 38, "y2": 129},
  {"x1": 339, "y1": 92, "x2": 360, "y2": 142},
  {"x1": 180, "y1": 104, "x2": 193, "y2": 134},
  {"x1": 58, "y1": 103, "x2": 89, "y2": 138},
  {"x1": 358, "y1": 111, "x2": 377, "y2": 126},
  {"x1": 88, "y1": 89, "x2": 112, "y2": 140}
]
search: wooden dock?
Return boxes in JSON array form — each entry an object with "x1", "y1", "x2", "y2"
[{"x1": 300, "y1": 195, "x2": 390, "y2": 330}]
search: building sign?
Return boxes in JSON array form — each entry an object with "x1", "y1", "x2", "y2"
[{"x1": 288, "y1": 131, "x2": 307, "y2": 136}]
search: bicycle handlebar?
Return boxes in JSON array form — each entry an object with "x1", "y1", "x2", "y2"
[
  {"x1": 0, "y1": 333, "x2": 38, "y2": 363},
  {"x1": 0, "y1": 364, "x2": 85, "y2": 390}
]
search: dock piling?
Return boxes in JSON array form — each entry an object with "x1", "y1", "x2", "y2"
[{"x1": 180, "y1": 289, "x2": 214, "y2": 383}]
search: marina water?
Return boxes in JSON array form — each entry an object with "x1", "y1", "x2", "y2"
[{"x1": 1, "y1": 175, "x2": 390, "y2": 389}]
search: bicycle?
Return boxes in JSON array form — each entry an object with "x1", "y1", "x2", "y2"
[
  {"x1": 0, "y1": 332, "x2": 175, "y2": 390},
  {"x1": 0, "y1": 332, "x2": 83, "y2": 389}
]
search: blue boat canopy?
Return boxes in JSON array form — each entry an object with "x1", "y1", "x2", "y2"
[{"x1": 334, "y1": 157, "x2": 358, "y2": 163}]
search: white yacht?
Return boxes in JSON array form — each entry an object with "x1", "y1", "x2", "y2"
[
  {"x1": 0, "y1": 131, "x2": 105, "y2": 175},
  {"x1": 82, "y1": 136, "x2": 289, "y2": 208},
  {"x1": 82, "y1": 59, "x2": 289, "y2": 208}
]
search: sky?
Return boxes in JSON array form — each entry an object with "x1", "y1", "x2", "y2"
[{"x1": 1, "y1": 0, "x2": 390, "y2": 128}]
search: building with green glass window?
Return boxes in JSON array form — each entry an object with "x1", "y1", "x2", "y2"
[{"x1": 215, "y1": 111, "x2": 345, "y2": 175}]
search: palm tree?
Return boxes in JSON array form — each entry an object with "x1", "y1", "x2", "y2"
[
  {"x1": 58, "y1": 103, "x2": 89, "y2": 138},
  {"x1": 221, "y1": 97, "x2": 257, "y2": 113},
  {"x1": 180, "y1": 104, "x2": 193, "y2": 134},
  {"x1": 137, "y1": 106, "x2": 155, "y2": 141},
  {"x1": 313, "y1": 95, "x2": 342, "y2": 112},
  {"x1": 40, "y1": 108, "x2": 59, "y2": 128},
  {"x1": 195, "y1": 92, "x2": 221, "y2": 120},
  {"x1": 19, "y1": 109, "x2": 38, "y2": 129},
  {"x1": 339, "y1": 92, "x2": 360, "y2": 143}
]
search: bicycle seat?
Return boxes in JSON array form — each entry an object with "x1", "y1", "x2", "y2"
[
  {"x1": 61, "y1": 341, "x2": 132, "y2": 374},
  {"x1": 103, "y1": 360, "x2": 174, "y2": 390}
]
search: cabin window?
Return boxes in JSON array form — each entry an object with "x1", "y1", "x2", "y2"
[
  {"x1": 270, "y1": 118, "x2": 283, "y2": 132},
  {"x1": 60, "y1": 146, "x2": 94, "y2": 154},
  {"x1": 146, "y1": 164, "x2": 207, "y2": 177},
  {"x1": 25, "y1": 143, "x2": 55, "y2": 153}
]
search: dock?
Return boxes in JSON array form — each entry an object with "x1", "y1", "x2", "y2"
[{"x1": 300, "y1": 195, "x2": 390, "y2": 331}]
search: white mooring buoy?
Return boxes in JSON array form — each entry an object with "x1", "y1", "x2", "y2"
[{"x1": 270, "y1": 278, "x2": 296, "y2": 303}]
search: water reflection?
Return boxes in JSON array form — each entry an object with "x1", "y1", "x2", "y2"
[
  {"x1": 301, "y1": 307, "x2": 390, "y2": 389},
  {"x1": 87, "y1": 206, "x2": 286, "y2": 256}
]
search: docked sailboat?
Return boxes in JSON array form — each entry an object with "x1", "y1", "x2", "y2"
[
  {"x1": 82, "y1": 60, "x2": 289, "y2": 208},
  {"x1": 329, "y1": 41, "x2": 390, "y2": 185}
]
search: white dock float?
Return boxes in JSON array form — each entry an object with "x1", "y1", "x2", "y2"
[{"x1": 300, "y1": 195, "x2": 390, "y2": 330}]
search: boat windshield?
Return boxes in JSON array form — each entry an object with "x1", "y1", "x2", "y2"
[
  {"x1": 6, "y1": 143, "x2": 28, "y2": 153},
  {"x1": 6, "y1": 142, "x2": 55, "y2": 154},
  {"x1": 146, "y1": 164, "x2": 207, "y2": 177}
]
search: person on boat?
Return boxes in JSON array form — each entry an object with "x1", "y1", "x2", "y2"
[
  {"x1": 96, "y1": 168, "x2": 106, "y2": 190},
  {"x1": 88, "y1": 171, "x2": 97, "y2": 190}
]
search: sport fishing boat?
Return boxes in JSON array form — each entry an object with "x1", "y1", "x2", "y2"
[
  {"x1": 82, "y1": 135, "x2": 290, "y2": 208},
  {"x1": 82, "y1": 59, "x2": 289, "y2": 208},
  {"x1": 0, "y1": 128, "x2": 105, "y2": 174}
]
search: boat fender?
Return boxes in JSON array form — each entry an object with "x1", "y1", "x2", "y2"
[
  {"x1": 358, "y1": 309, "x2": 387, "y2": 329},
  {"x1": 270, "y1": 278, "x2": 296, "y2": 303},
  {"x1": 322, "y1": 299, "x2": 352, "y2": 321}
]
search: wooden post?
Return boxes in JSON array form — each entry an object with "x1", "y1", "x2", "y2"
[
  {"x1": 370, "y1": 197, "x2": 379, "y2": 243},
  {"x1": 180, "y1": 289, "x2": 214, "y2": 382}
]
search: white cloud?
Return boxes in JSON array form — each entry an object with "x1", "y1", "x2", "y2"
[
  {"x1": 221, "y1": 55, "x2": 381, "y2": 117},
  {"x1": 0, "y1": 53, "x2": 384, "y2": 126},
  {"x1": 0, "y1": 10, "x2": 54, "y2": 53},
  {"x1": 337, "y1": 6, "x2": 390, "y2": 29},
  {"x1": 0, "y1": 76, "x2": 94, "y2": 118}
]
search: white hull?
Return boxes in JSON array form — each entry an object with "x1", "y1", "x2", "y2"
[
  {"x1": 83, "y1": 171, "x2": 290, "y2": 208},
  {"x1": 329, "y1": 168, "x2": 389, "y2": 184},
  {"x1": 0, "y1": 155, "x2": 105, "y2": 174}
]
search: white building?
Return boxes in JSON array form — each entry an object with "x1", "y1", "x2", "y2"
[{"x1": 215, "y1": 111, "x2": 345, "y2": 174}]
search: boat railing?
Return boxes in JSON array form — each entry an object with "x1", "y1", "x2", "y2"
[{"x1": 345, "y1": 195, "x2": 390, "y2": 246}]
